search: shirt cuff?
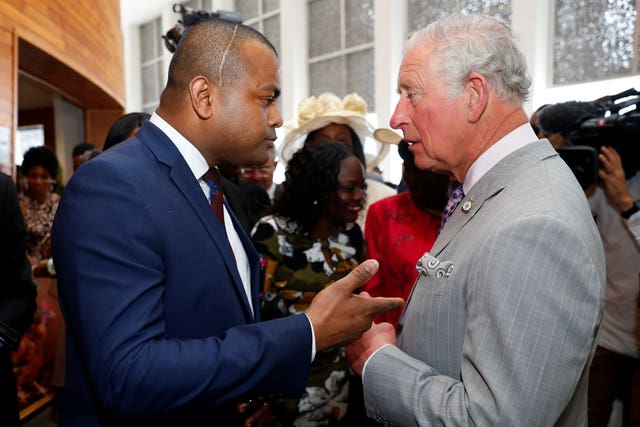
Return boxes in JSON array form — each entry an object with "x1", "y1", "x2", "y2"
[
  {"x1": 303, "y1": 313, "x2": 316, "y2": 362},
  {"x1": 362, "y1": 343, "x2": 392, "y2": 377}
]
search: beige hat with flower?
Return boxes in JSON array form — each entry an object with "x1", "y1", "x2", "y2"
[{"x1": 279, "y1": 92, "x2": 390, "y2": 171}]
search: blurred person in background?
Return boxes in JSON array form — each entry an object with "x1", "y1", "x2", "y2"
[
  {"x1": 71, "y1": 142, "x2": 99, "y2": 172},
  {"x1": 16, "y1": 145, "x2": 62, "y2": 419},
  {"x1": 103, "y1": 112, "x2": 151, "y2": 150},
  {"x1": 239, "y1": 148, "x2": 280, "y2": 202},
  {"x1": 0, "y1": 172, "x2": 37, "y2": 427},
  {"x1": 363, "y1": 139, "x2": 449, "y2": 329},
  {"x1": 539, "y1": 99, "x2": 640, "y2": 426}
]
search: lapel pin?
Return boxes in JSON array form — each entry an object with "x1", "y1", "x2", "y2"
[{"x1": 461, "y1": 198, "x2": 473, "y2": 213}]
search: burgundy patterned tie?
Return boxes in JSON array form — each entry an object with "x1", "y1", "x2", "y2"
[
  {"x1": 439, "y1": 183, "x2": 465, "y2": 233},
  {"x1": 202, "y1": 167, "x2": 224, "y2": 223}
]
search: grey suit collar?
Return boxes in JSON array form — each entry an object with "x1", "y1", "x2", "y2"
[{"x1": 432, "y1": 140, "x2": 558, "y2": 255}]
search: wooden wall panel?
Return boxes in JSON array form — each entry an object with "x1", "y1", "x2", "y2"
[
  {"x1": 0, "y1": 0, "x2": 124, "y2": 109},
  {"x1": 0, "y1": 0, "x2": 125, "y2": 176},
  {"x1": 85, "y1": 108, "x2": 124, "y2": 149},
  {"x1": 0, "y1": 26, "x2": 15, "y2": 175}
]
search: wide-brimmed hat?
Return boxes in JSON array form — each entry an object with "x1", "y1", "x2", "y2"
[
  {"x1": 279, "y1": 93, "x2": 391, "y2": 171},
  {"x1": 373, "y1": 128, "x2": 403, "y2": 145}
]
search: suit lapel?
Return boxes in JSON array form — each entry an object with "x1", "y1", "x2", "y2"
[
  {"x1": 431, "y1": 141, "x2": 557, "y2": 256},
  {"x1": 137, "y1": 122, "x2": 257, "y2": 320}
]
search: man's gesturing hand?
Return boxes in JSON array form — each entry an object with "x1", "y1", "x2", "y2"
[{"x1": 306, "y1": 259, "x2": 404, "y2": 352}]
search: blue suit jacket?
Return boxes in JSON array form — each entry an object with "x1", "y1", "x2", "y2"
[{"x1": 52, "y1": 122, "x2": 312, "y2": 426}]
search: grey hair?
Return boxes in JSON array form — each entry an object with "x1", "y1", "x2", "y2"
[{"x1": 407, "y1": 14, "x2": 531, "y2": 105}]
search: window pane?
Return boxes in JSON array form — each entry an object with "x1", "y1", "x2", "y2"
[
  {"x1": 347, "y1": 48, "x2": 374, "y2": 110},
  {"x1": 407, "y1": 0, "x2": 511, "y2": 32},
  {"x1": 263, "y1": 14, "x2": 281, "y2": 52},
  {"x1": 263, "y1": 0, "x2": 279, "y2": 13},
  {"x1": 308, "y1": 0, "x2": 341, "y2": 57},
  {"x1": 140, "y1": 20, "x2": 158, "y2": 62},
  {"x1": 154, "y1": 18, "x2": 163, "y2": 56},
  {"x1": 182, "y1": 0, "x2": 198, "y2": 9},
  {"x1": 310, "y1": 56, "x2": 346, "y2": 96},
  {"x1": 554, "y1": 0, "x2": 638, "y2": 85},
  {"x1": 460, "y1": 0, "x2": 511, "y2": 22},
  {"x1": 142, "y1": 63, "x2": 160, "y2": 104},
  {"x1": 235, "y1": 0, "x2": 259, "y2": 20},
  {"x1": 407, "y1": 0, "x2": 457, "y2": 32},
  {"x1": 16, "y1": 125, "x2": 44, "y2": 166},
  {"x1": 346, "y1": 0, "x2": 374, "y2": 47}
]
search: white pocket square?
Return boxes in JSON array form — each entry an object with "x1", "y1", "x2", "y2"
[{"x1": 416, "y1": 252, "x2": 454, "y2": 279}]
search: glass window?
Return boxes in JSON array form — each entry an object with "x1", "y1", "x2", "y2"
[
  {"x1": 309, "y1": 0, "x2": 341, "y2": 57},
  {"x1": 553, "y1": 0, "x2": 639, "y2": 85},
  {"x1": 139, "y1": 17, "x2": 164, "y2": 113},
  {"x1": 307, "y1": 0, "x2": 375, "y2": 110},
  {"x1": 345, "y1": 0, "x2": 374, "y2": 48},
  {"x1": 407, "y1": 0, "x2": 511, "y2": 32},
  {"x1": 234, "y1": 0, "x2": 281, "y2": 52},
  {"x1": 15, "y1": 125, "x2": 44, "y2": 166}
]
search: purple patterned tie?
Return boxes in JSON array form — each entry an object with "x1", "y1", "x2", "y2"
[
  {"x1": 439, "y1": 183, "x2": 465, "y2": 232},
  {"x1": 202, "y1": 167, "x2": 224, "y2": 223}
]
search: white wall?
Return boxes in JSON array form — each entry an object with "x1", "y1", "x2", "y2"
[{"x1": 53, "y1": 96, "x2": 85, "y2": 183}]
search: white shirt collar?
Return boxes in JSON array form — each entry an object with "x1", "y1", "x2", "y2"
[
  {"x1": 150, "y1": 113, "x2": 209, "y2": 179},
  {"x1": 463, "y1": 123, "x2": 538, "y2": 191}
]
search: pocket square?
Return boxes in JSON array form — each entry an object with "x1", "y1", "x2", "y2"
[{"x1": 416, "y1": 252, "x2": 454, "y2": 279}]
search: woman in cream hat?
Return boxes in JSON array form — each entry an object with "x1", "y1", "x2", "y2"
[{"x1": 280, "y1": 93, "x2": 395, "y2": 230}]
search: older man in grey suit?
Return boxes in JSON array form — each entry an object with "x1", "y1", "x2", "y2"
[{"x1": 347, "y1": 14, "x2": 605, "y2": 426}]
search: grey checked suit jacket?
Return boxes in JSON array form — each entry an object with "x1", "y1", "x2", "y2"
[{"x1": 362, "y1": 140, "x2": 605, "y2": 426}]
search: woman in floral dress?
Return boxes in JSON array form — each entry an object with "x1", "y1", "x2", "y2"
[
  {"x1": 252, "y1": 142, "x2": 366, "y2": 426},
  {"x1": 20, "y1": 146, "x2": 60, "y2": 263},
  {"x1": 13, "y1": 145, "x2": 61, "y2": 411}
]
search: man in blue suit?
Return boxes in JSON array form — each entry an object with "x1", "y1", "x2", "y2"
[{"x1": 51, "y1": 19, "x2": 402, "y2": 426}]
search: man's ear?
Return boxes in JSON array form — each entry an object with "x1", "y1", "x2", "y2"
[
  {"x1": 189, "y1": 76, "x2": 216, "y2": 120},
  {"x1": 465, "y1": 73, "x2": 489, "y2": 123}
]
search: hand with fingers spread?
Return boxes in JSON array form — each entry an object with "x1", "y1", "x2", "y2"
[
  {"x1": 598, "y1": 146, "x2": 635, "y2": 213},
  {"x1": 306, "y1": 259, "x2": 404, "y2": 352}
]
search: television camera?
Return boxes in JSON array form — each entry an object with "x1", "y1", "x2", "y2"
[
  {"x1": 162, "y1": 4, "x2": 242, "y2": 53},
  {"x1": 538, "y1": 88, "x2": 640, "y2": 189}
]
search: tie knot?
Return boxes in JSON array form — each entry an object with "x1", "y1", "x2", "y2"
[
  {"x1": 450, "y1": 183, "x2": 465, "y2": 202},
  {"x1": 203, "y1": 167, "x2": 222, "y2": 194},
  {"x1": 203, "y1": 167, "x2": 222, "y2": 185},
  {"x1": 203, "y1": 167, "x2": 224, "y2": 223}
]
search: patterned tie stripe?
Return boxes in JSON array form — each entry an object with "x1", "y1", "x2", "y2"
[
  {"x1": 439, "y1": 183, "x2": 465, "y2": 232},
  {"x1": 202, "y1": 167, "x2": 224, "y2": 223}
]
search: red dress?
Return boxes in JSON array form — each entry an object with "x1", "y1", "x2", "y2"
[{"x1": 363, "y1": 192, "x2": 440, "y2": 328}]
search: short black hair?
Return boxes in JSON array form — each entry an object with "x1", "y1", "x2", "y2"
[
  {"x1": 72, "y1": 142, "x2": 98, "y2": 157},
  {"x1": 304, "y1": 125, "x2": 366, "y2": 166},
  {"x1": 22, "y1": 145, "x2": 59, "y2": 179},
  {"x1": 104, "y1": 112, "x2": 151, "y2": 150},
  {"x1": 166, "y1": 18, "x2": 277, "y2": 91},
  {"x1": 272, "y1": 141, "x2": 355, "y2": 234},
  {"x1": 537, "y1": 101, "x2": 606, "y2": 136}
]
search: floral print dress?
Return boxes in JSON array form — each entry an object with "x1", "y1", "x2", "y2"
[
  {"x1": 252, "y1": 215, "x2": 364, "y2": 427},
  {"x1": 22, "y1": 192, "x2": 60, "y2": 262}
]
